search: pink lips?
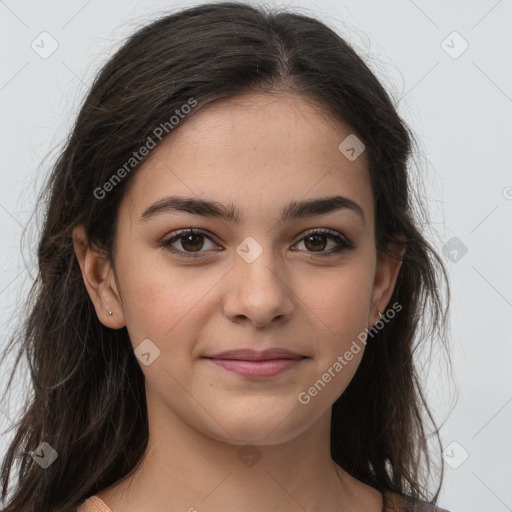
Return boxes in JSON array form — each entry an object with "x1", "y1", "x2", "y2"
[{"x1": 203, "y1": 348, "x2": 306, "y2": 378}]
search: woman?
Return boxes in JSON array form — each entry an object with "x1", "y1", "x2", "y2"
[{"x1": 0, "y1": 2, "x2": 451, "y2": 511}]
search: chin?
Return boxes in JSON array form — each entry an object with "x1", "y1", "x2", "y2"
[{"x1": 204, "y1": 410, "x2": 311, "y2": 447}]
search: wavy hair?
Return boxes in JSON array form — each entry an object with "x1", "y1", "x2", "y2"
[{"x1": 0, "y1": 2, "x2": 451, "y2": 510}]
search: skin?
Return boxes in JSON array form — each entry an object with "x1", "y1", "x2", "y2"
[{"x1": 73, "y1": 91, "x2": 404, "y2": 512}]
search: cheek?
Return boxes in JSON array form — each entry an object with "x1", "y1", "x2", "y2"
[
  {"x1": 298, "y1": 263, "x2": 374, "y2": 348},
  {"x1": 299, "y1": 267, "x2": 374, "y2": 404},
  {"x1": 116, "y1": 253, "x2": 219, "y2": 347}
]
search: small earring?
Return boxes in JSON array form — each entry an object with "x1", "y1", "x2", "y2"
[
  {"x1": 108, "y1": 311, "x2": 112, "y2": 316},
  {"x1": 371, "y1": 311, "x2": 383, "y2": 328}
]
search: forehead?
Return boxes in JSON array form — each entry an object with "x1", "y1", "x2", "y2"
[{"x1": 119, "y1": 91, "x2": 373, "y2": 227}]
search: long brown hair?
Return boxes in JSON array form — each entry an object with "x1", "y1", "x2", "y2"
[{"x1": 0, "y1": 2, "x2": 451, "y2": 510}]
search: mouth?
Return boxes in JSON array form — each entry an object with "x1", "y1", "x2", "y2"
[{"x1": 202, "y1": 351, "x2": 309, "y2": 378}]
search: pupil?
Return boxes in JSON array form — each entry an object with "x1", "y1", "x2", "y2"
[
  {"x1": 183, "y1": 234, "x2": 203, "y2": 252},
  {"x1": 306, "y1": 234, "x2": 326, "y2": 251}
]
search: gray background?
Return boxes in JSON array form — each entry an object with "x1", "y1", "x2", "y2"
[{"x1": 1, "y1": 1, "x2": 511, "y2": 511}]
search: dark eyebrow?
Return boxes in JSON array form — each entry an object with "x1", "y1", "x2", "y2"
[{"x1": 140, "y1": 195, "x2": 365, "y2": 226}]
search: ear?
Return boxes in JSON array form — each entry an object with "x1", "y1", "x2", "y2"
[
  {"x1": 72, "y1": 225, "x2": 125, "y2": 329},
  {"x1": 369, "y1": 238, "x2": 406, "y2": 327}
]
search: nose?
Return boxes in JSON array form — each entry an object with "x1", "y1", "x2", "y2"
[{"x1": 222, "y1": 246, "x2": 295, "y2": 328}]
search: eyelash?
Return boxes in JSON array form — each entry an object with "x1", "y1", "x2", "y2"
[{"x1": 159, "y1": 227, "x2": 355, "y2": 259}]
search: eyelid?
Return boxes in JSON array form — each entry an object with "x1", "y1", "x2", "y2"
[
  {"x1": 297, "y1": 227, "x2": 353, "y2": 247},
  {"x1": 159, "y1": 227, "x2": 220, "y2": 254},
  {"x1": 159, "y1": 226, "x2": 354, "y2": 258}
]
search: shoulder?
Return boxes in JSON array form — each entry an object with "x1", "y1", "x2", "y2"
[
  {"x1": 76, "y1": 495, "x2": 113, "y2": 512},
  {"x1": 383, "y1": 490, "x2": 451, "y2": 512}
]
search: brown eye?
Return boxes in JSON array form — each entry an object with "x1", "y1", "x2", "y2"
[
  {"x1": 160, "y1": 228, "x2": 219, "y2": 258},
  {"x1": 304, "y1": 233, "x2": 328, "y2": 252},
  {"x1": 293, "y1": 228, "x2": 354, "y2": 256},
  {"x1": 159, "y1": 227, "x2": 354, "y2": 260},
  {"x1": 179, "y1": 233, "x2": 205, "y2": 252}
]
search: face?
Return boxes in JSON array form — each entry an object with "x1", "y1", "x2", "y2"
[{"x1": 76, "y1": 91, "x2": 402, "y2": 446}]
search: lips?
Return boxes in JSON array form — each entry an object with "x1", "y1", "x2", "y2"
[
  {"x1": 202, "y1": 348, "x2": 308, "y2": 378},
  {"x1": 203, "y1": 348, "x2": 305, "y2": 361}
]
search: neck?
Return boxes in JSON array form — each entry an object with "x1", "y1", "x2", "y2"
[{"x1": 95, "y1": 403, "x2": 370, "y2": 511}]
